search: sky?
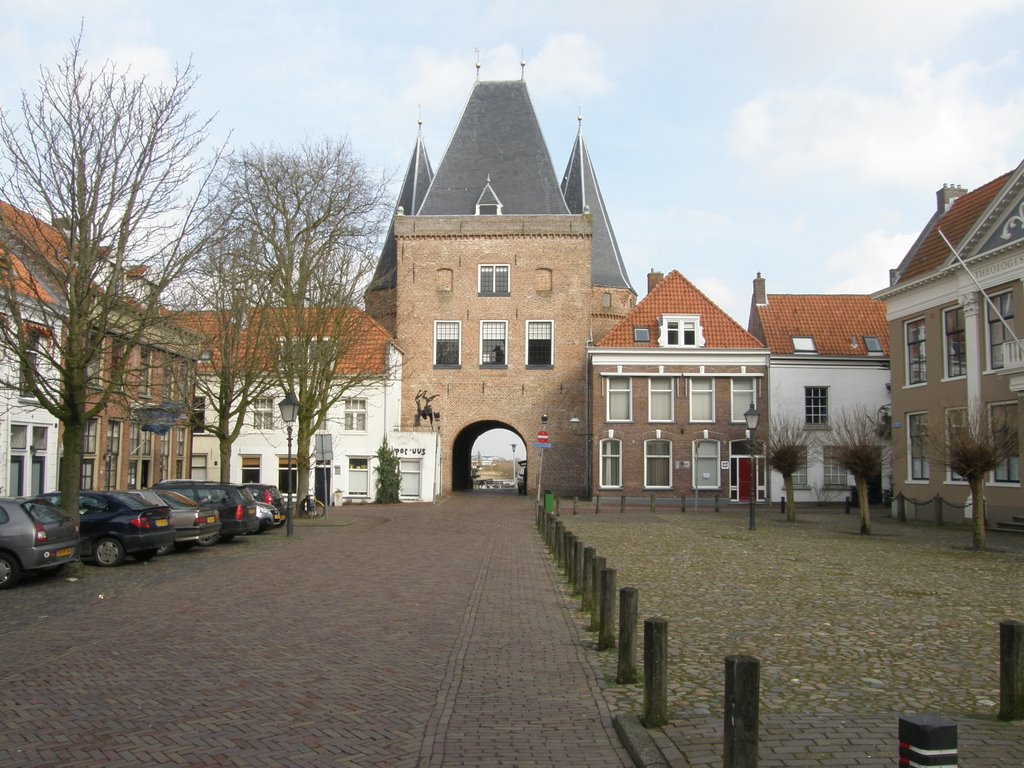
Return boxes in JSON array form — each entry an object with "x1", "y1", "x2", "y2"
[{"x1": 2, "y1": 0, "x2": 1023, "y2": 458}]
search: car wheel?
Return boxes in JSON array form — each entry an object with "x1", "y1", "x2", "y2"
[
  {"x1": 0, "y1": 552, "x2": 22, "y2": 590},
  {"x1": 157, "y1": 542, "x2": 174, "y2": 556},
  {"x1": 92, "y1": 537, "x2": 126, "y2": 567},
  {"x1": 133, "y1": 549, "x2": 159, "y2": 562},
  {"x1": 174, "y1": 542, "x2": 196, "y2": 552},
  {"x1": 196, "y1": 533, "x2": 219, "y2": 547}
]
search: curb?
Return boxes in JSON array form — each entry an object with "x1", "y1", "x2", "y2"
[{"x1": 613, "y1": 713, "x2": 669, "y2": 768}]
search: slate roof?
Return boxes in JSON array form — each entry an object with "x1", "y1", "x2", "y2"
[
  {"x1": 752, "y1": 294, "x2": 890, "y2": 356},
  {"x1": 417, "y1": 80, "x2": 569, "y2": 216},
  {"x1": 369, "y1": 128, "x2": 433, "y2": 292},
  {"x1": 894, "y1": 172, "x2": 1011, "y2": 284},
  {"x1": 597, "y1": 270, "x2": 762, "y2": 349},
  {"x1": 561, "y1": 121, "x2": 635, "y2": 292}
]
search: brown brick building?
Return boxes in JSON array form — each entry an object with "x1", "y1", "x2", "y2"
[{"x1": 366, "y1": 79, "x2": 635, "y2": 496}]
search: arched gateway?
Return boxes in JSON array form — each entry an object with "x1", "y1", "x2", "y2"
[{"x1": 450, "y1": 420, "x2": 521, "y2": 491}]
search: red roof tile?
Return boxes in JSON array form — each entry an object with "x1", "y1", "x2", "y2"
[
  {"x1": 754, "y1": 294, "x2": 889, "y2": 356},
  {"x1": 897, "y1": 172, "x2": 1011, "y2": 283},
  {"x1": 597, "y1": 270, "x2": 763, "y2": 349}
]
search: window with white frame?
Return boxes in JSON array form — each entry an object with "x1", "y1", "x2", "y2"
[
  {"x1": 694, "y1": 440, "x2": 720, "y2": 489},
  {"x1": 731, "y1": 378, "x2": 755, "y2": 422},
  {"x1": 82, "y1": 418, "x2": 98, "y2": 455},
  {"x1": 804, "y1": 386, "x2": 828, "y2": 425},
  {"x1": 434, "y1": 321, "x2": 461, "y2": 366},
  {"x1": 480, "y1": 321, "x2": 507, "y2": 366},
  {"x1": 191, "y1": 454, "x2": 208, "y2": 481},
  {"x1": 907, "y1": 412, "x2": 929, "y2": 481},
  {"x1": 252, "y1": 397, "x2": 275, "y2": 429},
  {"x1": 944, "y1": 306, "x2": 966, "y2": 378},
  {"x1": 606, "y1": 377, "x2": 631, "y2": 421},
  {"x1": 987, "y1": 290, "x2": 1015, "y2": 370},
  {"x1": 348, "y1": 457, "x2": 369, "y2": 496},
  {"x1": 659, "y1": 315, "x2": 702, "y2": 348},
  {"x1": 192, "y1": 397, "x2": 207, "y2": 433},
  {"x1": 649, "y1": 377, "x2": 673, "y2": 422},
  {"x1": 823, "y1": 446, "x2": 848, "y2": 487},
  {"x1": 689, "y1": 377, "x2": 713, "y2": 422},
  {"x1": 479, "y1": 264, "x2": 510, "y2": 295},
  {"x1": 138, "y1": 348, "x2": 153, "y2": 398},
  {"x1": 906, "y1": 318, "x2": 927, "y2": 384},
  {"x1": 19, "y1": 327, "x2": 44, "y2": 397},
  {"x1": 645, "y1": 440, "x2": 672, "y2": 488},
  {"x1": 599, "y1": 439, "x2": 622, "y2": 488},
  {"x1": 279, "y1": 456, "x2": 297, "y2": 496},
  {"x1": 241, "y1": 456, "x2": 261, "y2": 484},
  {"x1": 400, "y1": 459, "x2": 421, "y2": 498},
  {"x1": 344, "y1": 398, "x2": 367, "y2": 431},
  {"x1": 792, "y1": 447, "x2": 809, "y2": 487},
  {"x1": 526, "y1": 321, "x2": 553, "y2": 366},
  {"x1": 991, "y1": 402, "x2": 1020, "y2": 483},
  {"x1": 81, "y1": 459, "x2": 95, "y2": 491}
]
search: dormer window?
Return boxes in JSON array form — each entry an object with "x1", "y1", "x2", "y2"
[
  {"x1": 659, "y1": 315, "x2": 703, "y2": 348},
  {"x1": 476, "y1": 177, "x2": 503, "y2": 216},
  {"x1": 792, "y1": 336, "x2": 817, "y2": 353}
]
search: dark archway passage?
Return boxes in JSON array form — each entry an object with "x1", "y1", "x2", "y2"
[{"x1": 451, "y1": 420, "x2": 522, "y2": 491}]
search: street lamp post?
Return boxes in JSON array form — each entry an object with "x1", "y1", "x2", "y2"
[
  {"x1": 744, "y1": 402, "x2": 760, "y2": 531},
  {"x1": 278, "y1": 392, "x2": 299, "y2": 537},
  {"x1": 510, "y1": 444, "x2": 517, "y2": 485}
]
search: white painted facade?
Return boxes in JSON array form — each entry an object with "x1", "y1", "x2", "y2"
[
  {"x1": 190, "y1": 344, "x2": 441, "y2": 503},
  {"x1": 766, "y1": 356, "x2": 891, "y2": 504}
]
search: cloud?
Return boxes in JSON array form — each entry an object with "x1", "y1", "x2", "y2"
[
  {"x1": 826, "y1": 229, "x2": 917, "y2": 294},
  {"x1": 729, "y1": 57, "x2": 1024, "y2": 188}
]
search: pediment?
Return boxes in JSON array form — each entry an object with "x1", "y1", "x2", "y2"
[{"x1": 962, "y1": 161, "x2": 1024, "y2": 260}]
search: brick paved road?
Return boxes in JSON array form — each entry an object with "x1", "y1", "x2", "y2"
[{"x1": 0, "y1": 495, "x2": 630, "y2": 767}]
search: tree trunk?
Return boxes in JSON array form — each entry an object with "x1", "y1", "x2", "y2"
[
  {"x1": 857, "y1": 475, "x2": 871, "y2": 535},
  {"x1": 59, "y1": 417, "x2": 84, "y2": 522},
  {"x1": 219, "y1": 438, "x2": 232, "y2": 483},
  {"x1": 784, "y1": 474, "x2": 796, "y2": 522},
  {"x1": 295, "y1": 416, "x2": 311, "y2": 504},
  {"x1": 970, "y1": 476, "x2": 987, "y2": 550}
]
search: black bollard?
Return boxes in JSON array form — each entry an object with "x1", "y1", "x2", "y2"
[
  {"x1": 617, "y1": 587, "x2": 638, "y2": 684},
  {"x1": 598, "y1": 567, "x2": 617, "y2": 650},
  {"x1": 1000, "y1": 620, "x2": 1024, "y2": 720},
  {"x1": 723, "y1": 655, "x2": 759, "y2": 768},
  {"x1": 581, "y1": 547, "x2": 595, "y2": 612},
  {"x1": 898, "y1": 715, "x2": 957, "y2": 767},
  {"x1": 589, "y1": 555, "x2": 605, "y2": 631},
  {"x1": 642, "y1": 618, "x2": 668, "y2": 727}
]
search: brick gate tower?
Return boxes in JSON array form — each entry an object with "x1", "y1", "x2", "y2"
[{"x1": 366, "y1": 78, "x2": 635, "y2": 496}]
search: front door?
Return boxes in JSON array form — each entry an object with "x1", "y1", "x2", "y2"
[
  {"x1": 31, "y1": 456, "x2": 45, "y2": 495},
  {"x1": 736, "y1": 456, "x2": 752, "y2": 502}
]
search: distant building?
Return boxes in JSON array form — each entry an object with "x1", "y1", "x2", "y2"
[
  {"x1": 748, "y1": 273, "x2": 891, "y2": 504},
  {"x1": 366, "y1": 78, "x2": 636, "y2": 497},
  {"x1": 875, "y1": 174, "x2": 1023, "y2": 527},
  {"x1": 589, "y1": 270, "x2": 769, "y2": 502}
]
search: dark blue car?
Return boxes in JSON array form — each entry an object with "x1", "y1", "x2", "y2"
[{"x1": 37, "y1": 492, "x2": 175, "y2": 567}]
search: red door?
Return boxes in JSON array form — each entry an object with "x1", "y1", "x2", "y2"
[{"x1": 737, "y1": 457, "x2": 752, "y2": 502}]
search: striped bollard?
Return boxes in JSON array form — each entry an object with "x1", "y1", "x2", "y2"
[{"x1": 898, "y1": 715, "x2": 957, "y2": 767}]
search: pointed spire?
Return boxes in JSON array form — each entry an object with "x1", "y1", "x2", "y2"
[
  {"x1": 475, "y1": 47, "x2": 481, "y2": 81},
  {"x1": 521, "y1": 48, "x2": 526, "y2": 80},
  {"x1": 368, "y1": 119, "x2": 435, "y2": 291},
  {"x1": 561, "y1": 120, "x2": 635, "y2": 293}
]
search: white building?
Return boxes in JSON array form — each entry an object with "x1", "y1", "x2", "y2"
[{"x1": 748, "y1": 274, "x2": 891, "y2": 505}]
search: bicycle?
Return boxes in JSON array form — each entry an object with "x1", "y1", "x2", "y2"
[{"x1": 299, "y1": 496, "x2": 326, "y2": 518}]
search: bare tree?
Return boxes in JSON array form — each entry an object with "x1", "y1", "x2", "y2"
[
  {"x1": 936, "y1": 403, "x2": 1019, "y2": 550},
  {"x1": 0, "y1": 32, "x2": 218, "y2": 517},
  {"x1": 764, "y1": 414, "x2": 816, "y2": 523},
  {"x1": 824, "y1": 407, "x2": 888, "y2": 535},
  {"x1": 217, "y1": 139, "x2": 391, "y2": 502}
]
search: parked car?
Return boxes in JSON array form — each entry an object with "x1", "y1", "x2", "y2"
[
  {"x1": 0, "y1": 497, "x2": 79, "y2": 589},
  {"x1": 36, "y1": 491, "x2": 174, "y2": 567},
  {"x1": 242, "y1": 484, "x2": 286, "y2": 524},
  {"x1": 253, "y1": 501, "x2": 279, "y2": 533},
  {"x1": 120, "y1": 489, "x2": 221, "y2": 554},
  {"x1": 152, "y1": 481, "x2": 259, "y2": 542}
]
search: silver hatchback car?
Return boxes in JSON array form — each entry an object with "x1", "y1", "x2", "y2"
[{"x1": 0, "y1": 497, "x2": 79, "y2": 589}]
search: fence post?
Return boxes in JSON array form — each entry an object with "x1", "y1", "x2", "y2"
[
  {"x1": 581, "y1": 547, "x2": 595, "y2": 612},
  {"x1": 715, "y1": 494, "x2": 720, "y2": 513},
  {"x1": 1000, "y1": 620, "x2": 1024, "y2": 720},
  {"x1": 573, "y1": 539, "x2": 584, "y2": 594},
  {"x1": 650, "y1": 494, "x2": 656, "y2": 514},
  {"x1": 595, "y1": 495, "x2": 601, "y2": 515},
  {"x1": 933, "y1": 495, "x2": 944, "y2": 525},
  {"x1": 598, "y1": 567, "x2": 617, "y2": 650},
  {"x1": 620, "y1": 495, "x2": 626, "y2": 514},
  {"x1": 617, "y1": 587, "x2": 639, "y2": 684},
  {"x1": 723, "y1": 655, "x2": 760, "y2": 768},
  {"x1": 643, "y1": 618, "x2": 668, "y2": 727},
  {"x1": 572, "y1": 496, "x2": 578, "y2": 515},
  {"x1": 590, "y1": 555, "x2": 606, "y2": 631},
  {"x1": 680, "y1": 494, "x2": 685, "y2": 514},
  {"x1": 898, "y1": 715, "x2": 957, "y2": 767},
  {"x1": 563, "y1": 530, "x2": 574, "y2": 575}
]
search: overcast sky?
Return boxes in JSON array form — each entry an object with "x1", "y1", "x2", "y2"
[{"x1": 2, "y1": 1, "x2": 1023, "y2": 458}]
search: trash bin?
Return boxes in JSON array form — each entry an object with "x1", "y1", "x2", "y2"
[{"x1": 543, "y1": 490, "x2": 553, "y2": 513}]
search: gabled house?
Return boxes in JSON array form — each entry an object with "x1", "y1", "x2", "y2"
[
  {"x1": 874, "y1": 173, "x2": 1023, "y2": 528},
  {"x1": 186, "y1": 307, "x2": 440, "y2": 503},
  {"x1": 588, "y1": 270, "x2": 769, "y2": 502},
  {"x1": 747, "y1": 273, "x2": 891, "y2": 505}
]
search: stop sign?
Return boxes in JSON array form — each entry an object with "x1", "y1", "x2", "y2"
[{"x1": 536, "y1": 430, "x2": 549, "y2": 444}]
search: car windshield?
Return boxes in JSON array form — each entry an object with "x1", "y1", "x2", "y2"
[
  {"x1": 22, "y1": 499, "x2": 67, "y2": 523},
  {"x1": 156, "y1": 491, "x2": 198, "y2": 508},
  {"x1": 106, "y1": 492, "x2": 159, "y2": 510}
]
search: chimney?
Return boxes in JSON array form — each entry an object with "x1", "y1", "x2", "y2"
[
  {"x1": 936, "y1": 183, "x2": 967, "y2": 214},
  {"x1": 647, "y1": 269, "x2": 663, "y2": 294},
  {"x1": 753, "y1": 272, "x2": 767, "y2": 307}
]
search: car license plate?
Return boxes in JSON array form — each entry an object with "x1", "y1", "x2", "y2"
[
  {"x1": 156, "y1": 519, "x2": 168, "y2": 527},
  {"x1": 206, "y1": 516, "x2": 216, "y2": 524},
  {"x1": 56, "y1": 547, "x2": 72, "y2": 557}
]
